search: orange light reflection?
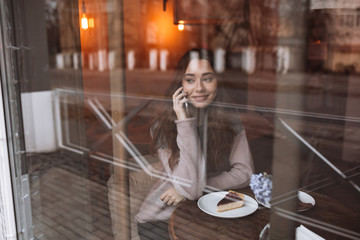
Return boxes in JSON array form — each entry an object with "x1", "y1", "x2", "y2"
[
  {"x1": 178, "y1": 20, "x2": 185, "y2": 31},
  {"x1": 81, "y1": 13, "x2": 88, "y2": 30},
  {"x1": 89, "y1": 18, "x2": 95, "y2": 28}
]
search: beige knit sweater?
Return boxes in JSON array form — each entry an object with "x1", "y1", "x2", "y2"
[{"x1": 135, "y1": 118, "x2": 253, "y2": 223}]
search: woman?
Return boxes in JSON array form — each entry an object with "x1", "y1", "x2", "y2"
[{"x1": 136, "y1": 49, "x2": 253, "y2": 239}]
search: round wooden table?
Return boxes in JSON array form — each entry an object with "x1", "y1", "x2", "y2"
[{"x1": 169, "y1": 188, "x2": 360, "y2": 240}]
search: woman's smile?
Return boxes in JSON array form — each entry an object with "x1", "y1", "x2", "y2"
[{"x1": 192, "y1": 94, "x2": 209, "y2": 102}]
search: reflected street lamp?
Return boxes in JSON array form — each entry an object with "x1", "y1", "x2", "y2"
[
  {"x1": 178, "y1": 20, "x2": 184, "y2": 31},
  {"x1": 80, "y1": 0, "x2": 94, "y2": 30},
  {"x1": 81, "y1": 13, "x2": 88, "y2": 30}
]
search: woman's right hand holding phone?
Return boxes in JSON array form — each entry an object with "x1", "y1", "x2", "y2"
[{"x1": 173, "y1": 87, "x2": 188, "y2": 120}]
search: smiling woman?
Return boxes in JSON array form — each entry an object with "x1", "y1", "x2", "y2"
[
  {"x1": 135, "y1": 48, "x2": 254, "y2": 240},
  {"x1": 182, "y1": 59, "x2": 218, "y2": 109}
]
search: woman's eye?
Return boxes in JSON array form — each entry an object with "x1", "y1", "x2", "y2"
[
  {"x1": 185, "y1": 78, "x2": 195, "y2": 83},
  {"x1": 203, "y1": 77, "x2": 213, "y2": 82}
]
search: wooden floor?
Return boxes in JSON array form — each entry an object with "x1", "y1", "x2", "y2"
[{"x1": 31, "y1": 167, "x2": 115, "y2": 240}]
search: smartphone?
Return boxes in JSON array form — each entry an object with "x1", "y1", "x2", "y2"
[{"x1": 182, "y1": 91, "x2": 189, "y2": 116}]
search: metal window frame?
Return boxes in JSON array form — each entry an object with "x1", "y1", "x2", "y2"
[
  {"x1": 0, "y1": 66, "x2": 17, "y2": 240},
  {"x1": 0, "y1": 0, "x2": 33, "y2": 239}
]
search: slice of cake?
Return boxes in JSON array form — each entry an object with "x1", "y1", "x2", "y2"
[{"x1": 217, "y1": 190, "x2": 245, "y2": 212}]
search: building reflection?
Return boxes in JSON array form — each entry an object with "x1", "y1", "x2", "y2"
[
  {"x1": 39, "y1": 0, "x2": 360, "y2": 184},
  {"x1": 44, "y1": 1, "x2": 360, "y2": 75}
]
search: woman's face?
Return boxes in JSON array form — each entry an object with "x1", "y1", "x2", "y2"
[{"x1": 182, "y1": 59, "x2": 218, "y2": 108}]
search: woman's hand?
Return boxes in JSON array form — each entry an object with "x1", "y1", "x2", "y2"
[
  {"x1": 172, "y1": 87, "x2": 188, "y2": 120},
  {"x1": 160, "y1": 187, "x2": 185, "y2": 206}
]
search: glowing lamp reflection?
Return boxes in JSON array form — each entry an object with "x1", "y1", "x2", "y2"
[
  {"x1": 81, "y1": 13, "x2": 88, "y2": 30},
  {"x1": 89, "y1": 18, "x2": 95, "y2": 28},
  {"x1": 178, "y1": 20, "x2": 184, "y2": 31}
]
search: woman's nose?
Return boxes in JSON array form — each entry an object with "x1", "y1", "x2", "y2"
[{"x1": 195, "y1": 80, "x2": 205, "y2": 92}]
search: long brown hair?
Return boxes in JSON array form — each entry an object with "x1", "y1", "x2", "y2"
[{"x1": 151, "y1": 48, "x2": 242, "y2": 172}]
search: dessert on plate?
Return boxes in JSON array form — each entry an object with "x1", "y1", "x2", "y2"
[{"x1": 217, "y1": 190, "x2": 245, "y2": 212}]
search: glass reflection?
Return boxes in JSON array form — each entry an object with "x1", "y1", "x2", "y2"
[{"x1": 0, "y1": 0, "x2": 358, "y2": 239}]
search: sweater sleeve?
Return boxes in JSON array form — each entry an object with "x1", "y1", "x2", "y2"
[
  {"x1": 157, "y1": 118, "x2": 206, "y2": 200},
  {"x1": 206, "y1": 130, "x2": 254, "y2": 190}
]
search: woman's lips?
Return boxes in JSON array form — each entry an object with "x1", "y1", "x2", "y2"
[{"x1": 192, "y1": 95, "x2": 209, "y2": 102}]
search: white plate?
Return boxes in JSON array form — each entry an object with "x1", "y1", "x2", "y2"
[
  {"x1": 197, "y1": 191, "x2": 258, "y2": 218},
  {"x1": 255, "y1": 191, "x2": 315, "y2": 211},
  {"x1": 298, "y1": 191, "x2": 315, "y2": 212}
]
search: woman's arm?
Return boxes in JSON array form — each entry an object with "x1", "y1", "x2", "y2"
[
  {"x1": 206, "y1": 130, "x2": 254, "y2": 190},
  {"x1": 158, "y1": 118, "x2": 206, "y2": 200}
]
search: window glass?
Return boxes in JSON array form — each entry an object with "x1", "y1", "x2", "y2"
[{"x1": 0, "y1": 0, "x2": 359, "y2": 239}]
